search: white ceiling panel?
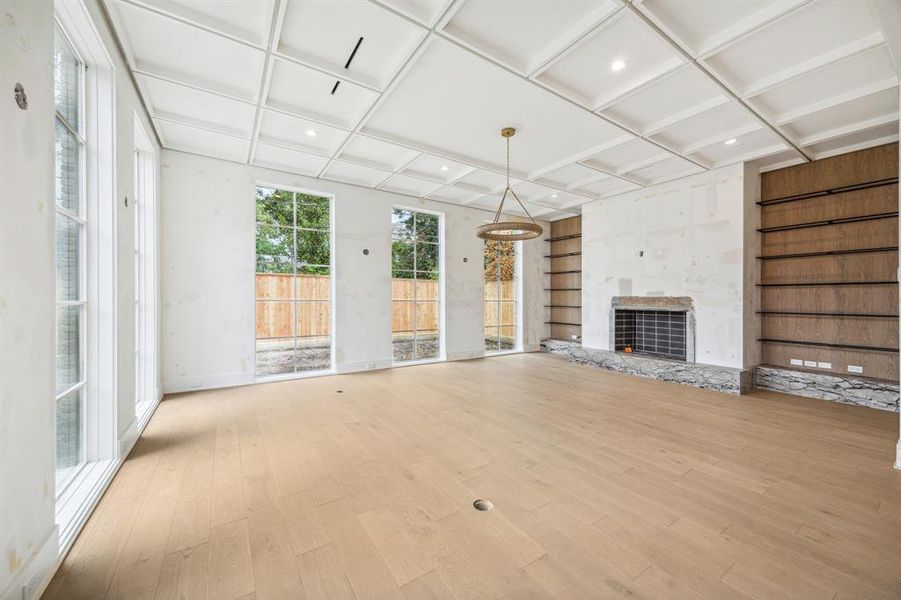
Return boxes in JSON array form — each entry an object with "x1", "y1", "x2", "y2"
[
  {"x1": 401, "y1": 154, "x2": 475, "y2": 184},
  {"x1": 426, "y1": 186, "x2": 481, "y2": 204},
  {"x1": 257, "y1": 110, "x2": 349, "y2": 156},
  {"x1": 278, "y1": 0, "x2": 425, "y2": 89},
  {"x1": 322, "y1": 161, "x2": 392, "y2": 187},
  {"x1": 752, "y1": 148, "x2": 806, "y2": 172},
  {"x1": 467, "y1": 195, "x2": 532, "y2": 218},
  {"x1": 252, "y1": 144, "x2": 329, "y2": 176},
  {"x1": 137, "y1": 75, "x2": 256, "y2": 137},
  {"x1": 748, "y1": 45, "x2": 898, "y2": 123},
  {"x1": 380, "y1": 174, "x2": 444, "y2": 197},
  {"x1": 690, "y1": 128, "x2": 787, "y2": 167},
  {"x1": 802, "y1": 120, "x2": 899, "y2": 159},
  {"x1": 509, "y1": 181, "x2": 558, "y2": 203},
  {"x1": 704, "y1": 0, "x2": 884, "y2": 94},
  {"x1": 442, "y1": 0, "x2": 617, "y2": 74},
  {"x1": 535, "y1": 162, "x2": 606, "y2": 189},
  {"x1": 363, "y1": 38, "x2": 627, "y2": 174},
  {"x1": 162, "y1": 0, "x2": 275, "y2": 46},
  {"x1": 156, "y1": 121, "x2": 250, "y2": 162},
  {"x1": 108, "y1": 1, "x2": 265, "y2": 101},
  {"x1": 339, "y1": 136, "x2": 421, "y2": 171},
  {"x1": 376, "y1": 0, "x2": 450, "y2": 27},
  {"x1": 652, "y1": 101, "x2": 760, "y2": 152},
  {"x1": 582, "y1": 138, "x2": 672, "y2": 173},
  {"x1": 783, "y1": 87, "x2": 899, "y2": 143},
  {"x1": 639, "y1": 0, "x2": 784, "y2": 55},
  {"x1": 601, "y1": 65, "x2": 727, "y2": 134},
  {"x1": 574, "y1": 176, "x2": 641, "y2": 198},
  {"x1": 109, "y1": 0, "x2": 901, "y2": 221},
  {"x1": 537, "y1": 10, "x2": 683, "y2": 108},
  {"x1": 267, "y1": 58, "x2": 379, "y2": 128},
  {"x1": 625, "y1": 156, "x2": 704, "y2": 185},
  {"x1": 454, "y1": 169, "x2": 512, "y2": 194}
]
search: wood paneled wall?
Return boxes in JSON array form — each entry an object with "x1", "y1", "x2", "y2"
[
  {"x1": 546, "y1": 216, "x2": 582, "y2": 341},
  {"x1": 759, "y1": 143, "x2": 899, "y2": 381}
]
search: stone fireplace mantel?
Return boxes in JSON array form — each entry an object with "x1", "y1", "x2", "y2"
[{"x1": 609, "y1": 296, "x2": 696, "y2": 363}]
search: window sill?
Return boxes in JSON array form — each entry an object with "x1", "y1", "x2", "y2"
[{"x1": 56, "y1": 459, "x2": 117, "y2": 553}]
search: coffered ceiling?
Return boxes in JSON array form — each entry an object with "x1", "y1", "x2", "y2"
[{"x1": 105, "y1": 0, "x2": 901, "y2": 220}]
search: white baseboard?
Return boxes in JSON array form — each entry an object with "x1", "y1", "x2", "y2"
[
  {"x1": 895, "y1": 439, "x2": 901, "y2": 470},
  {"x1": 447, "y1": 349, "x2": 484, "y2": 361},
  {"x1": 162, "y1": 371, "x2": 252, "y2": 394},
  {"x1": 336, "y1": 359, "x2": 393, "y2": 374},
  {"x1": 0, "y1": 526, "x2": 59, "y2": 600}
]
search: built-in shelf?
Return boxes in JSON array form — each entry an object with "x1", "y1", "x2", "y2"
[
  {"x1": 544, "y1": 288, "x2": 582, "y2": 291},
  {"x1": 545, "y1": 270, "x2": 582, "y2": 274},
  {"x1": 546, "y1": 321, "x2": 582, "y2": 326},
  {"x1": 545, "y1": 234, "x2": 581, "y2": 242},
  {"x1": 757, "y1": 311, "x2": 899, "y2": 318},
  {"x1": 757, "y1": 211, "x2": 898, "y2": 233},
  {"x1": 757, "y1": 246, "x2": 898, "y2": 260},
  {"x1": 757, "y1": 177, "x2": 898, "y2": 207},
  {"x1": 759, "y1": 338, "x2": 898, "y2": 353},
  {"x1": 757, "y1": 281, "x2": 898, "y2": 287},
  {"x1": 544, "y1": 252, "x2": 582, "y2": 258},
  {"x1": 545, "y1": 305, "x2": 582, "y2": 308}
]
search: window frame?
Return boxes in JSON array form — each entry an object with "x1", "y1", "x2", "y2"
[
  {"x1": 253, "y1": 183, "x2": 336, "y2": 381},
  {"x1": 390, "y1": 206, "x2": 446, "y2": 365}
]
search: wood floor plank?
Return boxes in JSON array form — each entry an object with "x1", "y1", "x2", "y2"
[{"x1": 43, "y1": 354, "x2": 901, "y2": 600}]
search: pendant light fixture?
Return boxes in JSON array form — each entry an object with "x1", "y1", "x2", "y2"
[{"x1": 475, "y1": 127, "x2": 544, "y2": 241}]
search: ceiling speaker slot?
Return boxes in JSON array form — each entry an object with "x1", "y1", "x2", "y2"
[{"x1": 331, "y1": 37, "x2": 364, "y2": 96}]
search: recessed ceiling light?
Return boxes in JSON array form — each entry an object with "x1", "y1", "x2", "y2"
[
  {"x1": 440, "y1": 165, "x2": 449, "y2": 172},
  {"x1": 610, "y1": 59, "x2": 626, "y2": 72},
  {"x1": 305, "y1": 129, "x2": 318, "y2": 137},
  {"x1": 724, "y1": 138, "x2": 737, "y2": 145},
  {"x1": 551, "y1": 194, "x2": 558, "y2": 198}
]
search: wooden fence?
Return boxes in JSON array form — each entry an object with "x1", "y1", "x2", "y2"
[{"x1": 256, "y1": 273, "x2": 514, "y2": 339}]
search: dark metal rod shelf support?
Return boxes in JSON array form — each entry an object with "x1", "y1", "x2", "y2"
[{"x1": 759, "y1": 338, "x2": 898, "y2": 353}]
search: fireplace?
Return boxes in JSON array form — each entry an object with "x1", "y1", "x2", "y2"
[{"x1": 610, "y1": 297, "x2": 695, "y2": 362}]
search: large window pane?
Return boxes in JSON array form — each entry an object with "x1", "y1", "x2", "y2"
[
  {"x1": 55, "y1": 122, "x2": 80, "y2": 213},
  {"x1": 56, "y1": 387, "x2": 83, "y2": 480},
  {"x1": 56, "y1": 214, "x2": 80, "y2": 301},
  {"x1": 256, "y1": 188, "x2": 332, "y2": 376},
  {"x1": 391, "y1": 209, "x2": 441, "y2": 363},
  {"x1": 484, "y1": 240, "x2": 517, "y2": 354},
  {"x1": 56, "y1": 306, "x2": 81, "y2": 394},
  {"x1": 53, "y1": 27, "x2": 80, "y2": 129}
]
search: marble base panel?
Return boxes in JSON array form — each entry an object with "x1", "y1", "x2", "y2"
[
  {"x1": 541, "y1": 340, "x2": 751, "y2": 395},
  {"x1": 756, "y1": 366, "x2": 899, "y2": 412}
]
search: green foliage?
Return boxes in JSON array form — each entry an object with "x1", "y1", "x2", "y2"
[
  {"x1": 256, "y1": 187, "x2": 330, "y2": 275},
  {"x1": 391, "y1": 208, "x2": 439, "y2": 279}
]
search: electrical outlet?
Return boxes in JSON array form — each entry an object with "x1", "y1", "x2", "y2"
[
  {"x1": 571, "y1": 334, "x2": 578, "y2": 340},
  {"x1": 803, "y1": 360, "x2": 817, "y2": 367},
  {"x1": 817, "y1": 362, "x2": 831, "y2": 369},
  {"x1": 790, "y1": 358, "x2": 802, "y2": 366},
  {"x1": 848, "y1": 365, "x2": 863, "y2": 374}
]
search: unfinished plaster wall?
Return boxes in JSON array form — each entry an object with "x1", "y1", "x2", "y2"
[
  {"x1": 581, "y1": 164, "x2": 754, "y2": 370},
  {"x1": 160, "y1": 150, "x2": 547, "y2": 392},
  {"x1": 0, "y1": 2, "x2": 58, "y2": 596}
]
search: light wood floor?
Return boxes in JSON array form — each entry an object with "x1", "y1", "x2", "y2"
[{"x1": 44, "y1": 353, "x2": 901, "y2": 599}]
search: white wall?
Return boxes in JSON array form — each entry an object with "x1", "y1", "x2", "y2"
[
  {"x1": 160, "y1": 150, "x2": 547, "y2": 392},
  {"x1": 0, "y1": 2, "x2": 58, "y2": 596},
  {"x1": 0, "y1": 1, "x2": 160, "y2": 597},
  {"x1": 581, "y1": 164, "x2": 757, "y2": 370}
]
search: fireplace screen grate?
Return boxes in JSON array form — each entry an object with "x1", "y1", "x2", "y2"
[{"x1": 615, "y1": 309, "x2": 687, "y2": 361}]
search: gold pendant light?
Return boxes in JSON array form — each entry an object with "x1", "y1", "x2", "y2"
[{"x1": 475, "y1": 127, "x2": 544, "y2": 241}]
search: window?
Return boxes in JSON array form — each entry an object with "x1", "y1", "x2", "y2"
[
  {"x1": 134, "y1": 119, "x2": 157, "y2": 419},
  {"x1": 54, "y1": 24, "x2": 86, "y2": 486},
  {"x1": 484, "y1": 240, "x2": 518, "y2": 353},
  {"x1": 255, "y1": 187, "x2": 333, "y2": 378},
  {"x1": 391, "y1": 208, "x2": 442, "y2": 363}
]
